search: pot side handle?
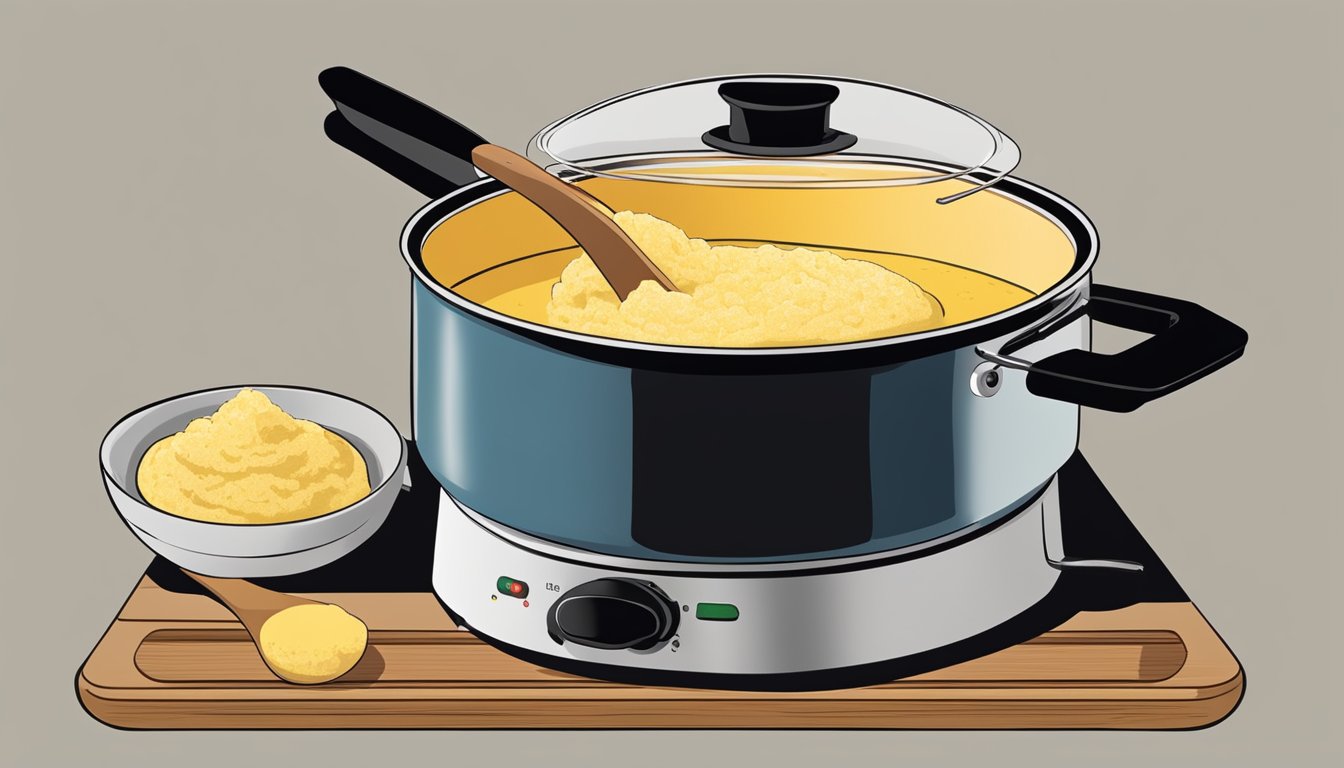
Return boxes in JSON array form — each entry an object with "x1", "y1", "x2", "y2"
[{"x1": 981, "y1": 285, "x2": 1248, "y2": 412}]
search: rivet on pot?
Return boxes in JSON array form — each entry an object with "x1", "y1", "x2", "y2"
[{"x1": 970, "y1": 363, "x2": 1003, "y2": 398}]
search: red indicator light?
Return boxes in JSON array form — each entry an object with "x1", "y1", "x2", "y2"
[
  {"x1": 496, "y1": 577, "x2": 529, "y2": 598},
  {"x1": 523, "y1": 600, "x2": 529, "y2": 607}
]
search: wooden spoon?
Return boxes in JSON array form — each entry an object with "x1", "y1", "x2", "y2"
[
  {"x1": 183, "y1": 569, "x2": 368, "y2": 684},
  {"x1": 319, "y1": 66, "x2": 678, "y2": 300},
  {"x1": 470, "y1": 144, "x2": 676, "y2": 299}
]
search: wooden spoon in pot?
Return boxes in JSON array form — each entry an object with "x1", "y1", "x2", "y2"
[
  {"x1": 319, "y1": 66, "x2": 677, "y2": 300},
  {"x1": 470, "y1": 144, "x2": 677, "y2": 300},
  {"x1": 183, "y1": 569, "x2": 369, "y2": 685}
]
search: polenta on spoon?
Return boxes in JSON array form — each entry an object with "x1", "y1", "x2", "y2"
[{"x1": 182, "y1": 569, "x2": 369, "y2": 685}]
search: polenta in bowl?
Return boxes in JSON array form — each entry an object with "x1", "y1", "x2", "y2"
[{"x1": 101, "y1": 385, "x2": 406, "y2": 577}]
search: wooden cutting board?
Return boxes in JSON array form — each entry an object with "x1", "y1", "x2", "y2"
[
  {"x1": 77, "y1": 579, "x2": 1242, "y2": 730},
  {"x1": 76, "y1": 451, "x2": 1243, "y2": 729}
]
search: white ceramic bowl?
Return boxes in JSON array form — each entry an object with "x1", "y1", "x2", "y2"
[{"x1": 101, "y1": 385, "x2": 407, "y2": 577}]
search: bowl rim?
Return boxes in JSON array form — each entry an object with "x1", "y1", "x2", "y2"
[
  {"x1": 99, "y1": 383, "x2": 407, "y2": 529},
  {"x1": 123, "y1": 502, "x2": 383, "y2": 556}
]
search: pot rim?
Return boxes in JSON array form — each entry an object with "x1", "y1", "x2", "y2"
[{"x1": 399, "y1": 174, "x2": 1098, "y2": 361}]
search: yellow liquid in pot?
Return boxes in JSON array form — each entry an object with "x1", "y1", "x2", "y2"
[
  {"x1": 468, "y1": 242, "x2": 1034, "y2": 341},
  {"x1": 428, "y1": 161, "x2": 1076, "y2": 347}
]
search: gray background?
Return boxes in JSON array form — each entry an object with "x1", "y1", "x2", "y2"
[{"x1": 1, "y1": 0, "x2": 1339, "y2": 764}]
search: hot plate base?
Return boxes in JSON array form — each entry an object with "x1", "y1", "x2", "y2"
[{"x1": 76, "y1": 448, "x2": 1243, "y2": 728}]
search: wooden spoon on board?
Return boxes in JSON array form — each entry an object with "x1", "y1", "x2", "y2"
[
  {"x1": 182, "y1": 569, "x2": 369, "y2": 684},
  {"x1": 319, "y1": 66, "x2": 677, "y2": 300}
]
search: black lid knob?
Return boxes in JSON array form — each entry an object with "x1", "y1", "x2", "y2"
[{"x1": 702, "y1": 81, "x2": 857, "y2": 157}]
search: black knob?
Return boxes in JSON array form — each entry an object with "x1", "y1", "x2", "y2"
[
  {"x1": 546, "y1": 578, "x2": 679, "y2": 650},
  {"x1": 702, "y1": 81, "x2": 857, "y2": 157}
]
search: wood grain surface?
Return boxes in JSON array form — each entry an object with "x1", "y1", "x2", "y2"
[{"x1": 77, "y1": 577, "x2": 1243, "y2": 730}]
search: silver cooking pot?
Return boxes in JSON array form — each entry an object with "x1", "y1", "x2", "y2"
[{"x1": 321, "y1": 71, "x2": 1247, "y2": 564}]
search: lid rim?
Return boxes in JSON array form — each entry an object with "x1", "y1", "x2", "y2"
[{"x1": 544, "y1": 152, "x2": 1002, "y2": 189}]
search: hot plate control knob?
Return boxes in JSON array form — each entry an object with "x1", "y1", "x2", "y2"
[{"x1": 546, "y1": 578, "x2": 679, "y2": 650}]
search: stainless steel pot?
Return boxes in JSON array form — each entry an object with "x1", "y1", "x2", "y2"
[{"x1": 322, "y1": 71, "x2": 1248, "y2": 565}]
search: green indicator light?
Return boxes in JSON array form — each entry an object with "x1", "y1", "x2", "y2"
[{"x1": 695, "y1": 602, "x2": 739, "y2": 621}]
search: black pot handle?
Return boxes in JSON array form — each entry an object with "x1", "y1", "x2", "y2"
[
  {"x1": 318, "y1": 66, "x2": 490, "y2": 198},
  {"x1": 324, "y1": 111, "x2": 465, "y2": 199},
  {"x1": 984, "y1": 285, "x2": 1248, "y2": 412}
]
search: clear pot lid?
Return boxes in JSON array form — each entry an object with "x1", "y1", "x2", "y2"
[{"x1": 530, "y1": 74, "x2": 1020, "y2": 204}]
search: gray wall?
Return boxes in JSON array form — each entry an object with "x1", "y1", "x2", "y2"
[{"x1": 1, "y1": 0, "x2": 1338, "y2": 765}]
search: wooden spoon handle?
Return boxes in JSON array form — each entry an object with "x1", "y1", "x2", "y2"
[
  {"x1": 182, "y1": 570, "x2": 316, "y2": 633},
  {"x1": 471, "y1": 144, "x2": 678, "y2": 301}
]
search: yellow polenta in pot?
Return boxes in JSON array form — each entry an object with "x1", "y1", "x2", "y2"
[
  {"x1": 546, "y1": 211, "x2": 944, "y2": 346},
  {"x1": 137, "y1": 388, "x2": 370, "y2": 524},
  {"x1": 438, "y1": 169, "x2": 1056, "y2": 349}
]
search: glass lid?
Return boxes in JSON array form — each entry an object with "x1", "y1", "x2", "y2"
[{"x1": 530, "y1": 74, "x2": 1021, "y2": 204}]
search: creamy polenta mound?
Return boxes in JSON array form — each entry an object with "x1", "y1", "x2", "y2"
[
  {"x1": 136, "y1": 388, "x2": 371, "y2": 524},
  {"x1": 259, "y1": 603, "x2": 368, "y2": 684},
  {"x1": 546, "y1": 211, "x2": 942, "y2": 346}
]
